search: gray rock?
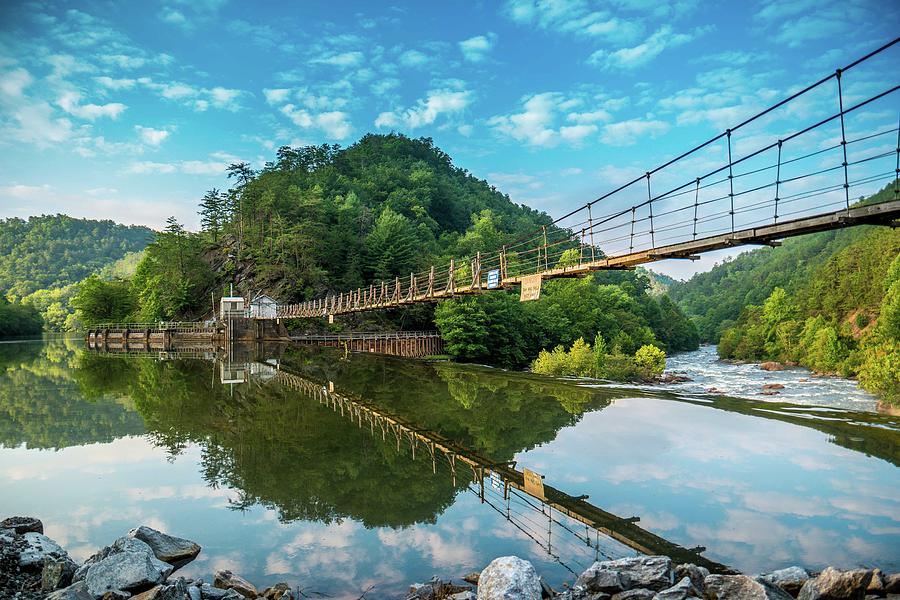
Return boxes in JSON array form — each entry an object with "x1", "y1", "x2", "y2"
[
  {"x1": 885, "y1": 573, "x2": 900, "y2": 593},
  {"x1": 188, "y1": 585, "x2": 202, "y2": 600},
  {"x1": 408, "y1": 582, "x2": 436, "y2": 600},
  {"x1": 157, "y1": 578, "x2": 188, "y2": 600},
  {"x1": 652, "y1": 577, "x2": 700, "y2": 600},
  {"x1": 477, "y1": 556, "x2": 542, "y2": 600},
  {"x1": 0, "y1": 516, "x2": 43, "y2": 534},
  {"x1": 84, "y1": 550, "x2": 172, "y2": 597},
  {"x1": 17, "y1": 531, "x2": 69, "y2": 569},
  {"x1": 674, "y1": 565, "x2": 708, "y2": 594},
  {"x1": 704, "y1": 575, "x2": 793, "y2": 600},
  {"x1": 131, "y1": 586, "x2": 163, "y2": 600},
  {"x1": 261, "y1": 583, "x2": 294, "y2": 600},
  {"x1": 43, "y1": 554, "x2": 78, "y2": 591},
  {"x1": 592, "y1": 557, "x2": 674, "y2": 592},
  {"x1": 75, "y1": 537, "x2": 173, "y2": 585},
  {"x1": 450, "y1": 592, "x2": 476, "y2": 600},
  {"x1": 213, "y1": 569, "x2": 258, "y2": 598},
  {"x1": 575, "y1": 564, "x2": 630, "y2": 594},
  {"x1": 797, "y1": 568, "x2": 873, "y2": 600},
  {"x1": 759, "y1": 566, "x2": 811, "y2": 596},
  {"x1": 867, "y1": 570, "x2": 884, "y2": 595},
  {"x1": 45, "y1": 581, "x2": 94, "y2": 600},
  {"x1": 129, "y1": 526, "x2": 202, "y2": 569},
  {"x1": 199, "y1": 584, "x2": 230, "y2": 600},
  {"x1": 613, "y1": 590, "x2": 655, "y2": 600},
  {"x1": 101, "y1": 591, "x2": 132, "y2": 600}
]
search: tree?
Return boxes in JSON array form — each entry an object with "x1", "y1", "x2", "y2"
[
  {"x1": 364, "y1": 208, "x2": 418, "y2": 281},
  {"x1": 71, "y1": 275, "x2": 135, "y2": 326},
  {"x1": 634, "y1": 344, "x2": 666, "y2": 376},
  {"x1": 199, "y1": 189, "x2": 226, "y2": 242}
]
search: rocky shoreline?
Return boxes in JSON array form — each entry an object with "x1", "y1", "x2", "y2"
[{"x1": 2, "y1": 516, "x2": 898, "y2": 600}]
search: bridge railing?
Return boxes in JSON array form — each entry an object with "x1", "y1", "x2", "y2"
[
  {"x1": 88, "y1": 322, "x2": 217, "y2": 332},
  {"x1": 278, "y1": 38, "x2": 900, "y2": 319},
  {"x1": 291, "y1": 331, "x2": 441, "y2": 342}
]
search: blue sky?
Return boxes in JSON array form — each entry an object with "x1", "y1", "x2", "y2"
[{"x1": 1, "y1": 0, "x2": 898, "y2": 278}]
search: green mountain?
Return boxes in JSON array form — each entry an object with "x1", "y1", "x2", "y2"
[{"x1": 0, "y1": 215, "x2": 153, "y2": 298}]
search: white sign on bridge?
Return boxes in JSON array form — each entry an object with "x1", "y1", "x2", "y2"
[{"x1": 519, "y1": 274, "x2": 542, "y2": 302}]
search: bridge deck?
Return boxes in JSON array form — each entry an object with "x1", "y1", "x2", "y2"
[{"x1": 279, "y1": 200, "x2": 900, "y2": 318}]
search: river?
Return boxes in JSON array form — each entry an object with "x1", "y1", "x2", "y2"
[{"x1": 0, "y1": 338, "x2": 897, "y2": 599}]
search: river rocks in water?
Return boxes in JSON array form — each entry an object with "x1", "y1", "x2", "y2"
[
  {"x1": 758, "y1": 566, "x2": 810, "y2": 596},
  {"x1": 129, "y1": 526, "x2": 201, "y2": 569},
  {"x1": 43, "y1": 554, "x2": 78, "y2": 591},
  {"x1": 464, "y1": 573, "x2": 482, "y2": 585},
  {"x1": 674, "y1": 564, "x2": 708, "y2": 593},
  {"x1": 260, "y1": 582, "x2": 294, "y2": 600},
  {"x1": 45, "y1": 581, "x2": 94, "y2": 600},
  {"x1": 704, "y1": 574, "x2": 793, "y2": 600},
  {"x1": 198, "y1": 583, "x2": 232, "y2": 599},
  {"x1": 214, "y1": 569, "x2": 259, "y2": 598},
  {"x1": 477, "y1": 556, "x2": 542, "y2": 600},
  {"x1": 84, "y1": 549, "x2": 173, "y2": 597},
  {"x1": 657, "y1": 374, "x2": 692, "y2": 384},
  {"x1": 575, "y1": 563, "x2": 630, "y2": 594},
  {"x1": 760, "y1": 362, "x2": 784, "y2": 371},
  {"x1": 797, "y1": 567, "x2": 873, "y2": 599},
  {"x1": 611, "y1": 590, "x2": 655, "y2": 600},
  {"x1": 594, "y1": 557, "x2": 674, "y2": 592},
  {"x1": 18, "y1": 532, "x2": 70, "y2": 570},
  {"x1": 762, "y1": 383, "x2": 785, "y2": 390},
  {"x1": 652, "y1": 577, "x2": 701, "y2": 600},
  {"x1": 75, "y1": 536, "x2": 173, "y2": 587},
  {"x1": 0, "y1": 516, "x2": 43, "y2": 535}
]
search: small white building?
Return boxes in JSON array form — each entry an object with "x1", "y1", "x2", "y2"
[
  {"x1": 249, "y1": 294, "x2": 278, "y2": 319},
  {"x1": 219, "y1": 296, "x2": 246, "y2": 320}
]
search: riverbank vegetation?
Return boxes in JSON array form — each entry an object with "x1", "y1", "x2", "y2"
[
  {"x1": 531, "y1": 334, "x2": 667, "y2": 381},
  {"x1": 671, "y1": 183, "x2": 900, "y2": 403}
]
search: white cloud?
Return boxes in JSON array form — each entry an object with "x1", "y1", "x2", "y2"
[
  {"x1": 459, "y1": 34, "x2": 496, "y2": 62},
  {"x1": 489, "y1": 92, "x2": 608, "y2": 147},
  {"x1": 398, "y1": 49, "x2": 429, "y2": 67},
  {"x1": 370, "y1": 78, "x2": 400, "y2": 96},
  {"x1": 281, "y1": 104, "x2": 353, "y2": 140},
  {"x1": 57, "y1": 91, "x2": 126, "y2": 120},
  {"x1": 588, "y1": 25, "x2": 709, "y2": 70},
  {"x1": 502, "y1": 0, "x2": 645, "y2": 44},
  {"x1": 94, "y1": 76, "x2": 137, "y2": 90},
  {"x1": 561, "y1": 167, "x2": 583, "y2": 176},
  {"x1": 209, "y1": 87, "x2": 243, "y2": 111},
  {"x1": 135, "y1": 126, "x2": 170, "y2": 146},
  {"x1": 601, "y1": 118, "x2": 669, "y2": 146},
  {"x1": 159, "y1": 8, "x2": 189, "y2": 28},
  {"x1": 263, "y1": 88, "x2": 291, "y2": 104},
  {"x1": 375, "y1": 89, "x2": 472, "y2": 130},
  {"x1": 0, "y1": 68, "x2": 33, "y2": 98},
  {"x1": 311, "y1": 51, "x2": 364, "y2": 68},
  {"x1": 0, "y1": 184, "x2": 54, "y2": 198},
  {"x1": 597, "y1": 164, "x2": 644, "y2": 186},
  {"x1": 126, "y1": 161, "x2": 177, "y2": 174},
  {"x1": 1, "y1": 102, "x2": 73, "y2": 147},
  {"x1": 560, "y1": 123, "x2": 598, "y2": 143}
]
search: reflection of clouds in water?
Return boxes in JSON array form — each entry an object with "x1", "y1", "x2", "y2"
[
  {"x1": 378, "y1": 526, "x2": 477, "y2": 565},
  {"x1": 518, "y1": 396, "x2": 900, "y2": 571},
  {"x1": 0, "y1": 436, "x2": 166, "y2": 480}
]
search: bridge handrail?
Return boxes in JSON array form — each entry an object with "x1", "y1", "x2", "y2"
[
  {"x1": 88, "y1": 322, "x2": 217, "y2": 331},
  {"x1": 292, "y1": 330, "x2": 441, "y2": 342}
]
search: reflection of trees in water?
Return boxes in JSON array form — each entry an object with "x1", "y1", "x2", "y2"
[{"x1": 0, "y1": 340, "x2": 145, "y2": 450}]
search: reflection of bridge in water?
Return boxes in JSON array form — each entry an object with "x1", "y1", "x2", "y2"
[{"x1": 271, "y1": 366, "x2": 735, "y2": 575}]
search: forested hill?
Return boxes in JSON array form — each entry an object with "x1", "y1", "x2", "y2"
[
  {"x1": 206, "y1": 133, "x2": 552, "y2": 302},
  {"x1": 668, "y1": 184, "x2": 898, "y2": 343},
  {"x1": 0, "y1": 215, "x2": 153, "y2": 298}
]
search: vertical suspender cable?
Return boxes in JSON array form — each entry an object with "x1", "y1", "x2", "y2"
[{"x1": 837, "y1": 69, "x2": 851, "y2": 211}]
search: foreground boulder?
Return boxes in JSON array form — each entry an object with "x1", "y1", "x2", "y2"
[
  {"x1": 476, "y1": 556, "x2": 542, "y2": 600},
  {"x1": 674, "y1": 564, "x2": 709, "y2": 593},
  {"x1": 796, "y1": 567, "x2": 873, "y2": 599},
  {"x1": 653, "y1": 576, "x2": 701, "y2": 600},
  {"x1": 45, "y1": 580, "x2": 93, "y2": 600},
  {"x1": 18, "y1": 531, "x2": 70, "y2": 569},
  {"x1": 593, "y1": 556, "x2": 674, "y2": 592},
  {"x1": 760, "y1": 362, "x2": 784, "y2": 371},
  {"x1": 574, "y1": 562, "x2": 629, "y2": 594},
  {"x1": 43, "y1": 554, "x2": 78, "y2": 591},
  {"x1": 758, "y1": 566, "x2": 810, "y2": 596},
  {"x1": 74, "y1": 536, "x2": 173, "y2": 586},
  {"x1": 0, "y1": 516, "x2": 43, "y2": 535},
  {"x1": 129, "y1": 526, "x2": 202, "y2": 569},
  {"x1": 215, "y1": 569, "x2": 259, "y2": 598},
  {"x1": 704, "y1": 574, "x2": 793, "y2": 600},
  {"x1": 84, "y1": 549, "x2": 172, "y2": 597}
]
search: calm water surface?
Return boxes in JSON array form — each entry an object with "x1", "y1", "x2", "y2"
[{"x1": 0, "y1": 339, "x2": 898, "y2": 599}]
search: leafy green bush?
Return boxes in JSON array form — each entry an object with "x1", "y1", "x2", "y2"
[{"x1": 634, "y1": 344, "x2": 666, "y2": 376}]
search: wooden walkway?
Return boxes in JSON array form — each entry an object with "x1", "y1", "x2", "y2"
[{"x1": 292, "y1": 331, "x2": 443, "y2": 357}]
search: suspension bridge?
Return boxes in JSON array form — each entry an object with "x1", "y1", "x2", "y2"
[{"x1": 278, "y1": 39, "x2": 900, "y2": 320}]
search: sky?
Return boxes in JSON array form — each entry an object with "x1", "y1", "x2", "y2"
[{"x1": 0, "y1": 0, "x2": 898, "y2": 279}]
